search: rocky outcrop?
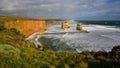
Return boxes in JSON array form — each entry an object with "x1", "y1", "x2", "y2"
[
  {"x1": 76, "y1": 23, "x2": 82, "y2": 30},
  {"x1": 61, "y1": 20, "x2": 70, "y2": 29},
  {"x1": 5, "y1": 20, "x2": 46, "y2": 37}
]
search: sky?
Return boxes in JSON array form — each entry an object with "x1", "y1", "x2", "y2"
[{"x1": 0, "y1": 0, "x2": 120, "y2": 20}]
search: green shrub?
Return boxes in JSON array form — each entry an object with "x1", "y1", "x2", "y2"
[
  {"x1": 0, "y1": 21, "x2": 5, "y2": 31},
  {"x1": 9, "y1": 28, "x2": 20, "y2": 34},
  {"x1": 112, "y1": 45, "x2": 120, "y2": 52}
]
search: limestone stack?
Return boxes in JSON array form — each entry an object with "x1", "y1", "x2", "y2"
[
  {"x1": 76, "y1": 23, "x2": 82, "y2": 30},
  {"x1": 61, "y1": 20, "x2": 70, "y2": 29}
]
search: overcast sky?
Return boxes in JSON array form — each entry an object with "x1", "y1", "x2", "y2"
[{"x1": 0, "y1": 0, "x2": 120, "y2": 20}]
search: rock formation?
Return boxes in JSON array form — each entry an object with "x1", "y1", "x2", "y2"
[
  {"x1": 76, "y1": 23, "x2": 82, "y2": 30},
  {"x1": 5, "y1": 20, "x2": 46, "y2": 37},
  {"x1": 61, "y1": 20, "x2": 70, "y2": 29}
]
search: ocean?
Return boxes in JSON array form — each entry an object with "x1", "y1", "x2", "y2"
[
  {"x1": 29, "y1": 20, "x2": 120, "y2": 52},
  {"x1": 78, "y1": 20, "x2": 120, "y2": 27}
]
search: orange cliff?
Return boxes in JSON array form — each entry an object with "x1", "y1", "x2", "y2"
[{"x1": 5, "y1": 20, "x2": 46, "y2": 37}]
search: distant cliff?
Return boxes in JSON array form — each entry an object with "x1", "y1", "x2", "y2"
[{"x1": 5, "y1": 20, "x2": 46, "y2": 37}]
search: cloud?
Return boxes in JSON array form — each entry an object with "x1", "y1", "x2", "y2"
[{"x1": 0, "y1": 0, "x2": 120, "y2": 20}]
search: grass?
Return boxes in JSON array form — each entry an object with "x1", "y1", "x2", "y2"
[{"x1": 0, "y1": 44, "x2": 20, "y2": 54}]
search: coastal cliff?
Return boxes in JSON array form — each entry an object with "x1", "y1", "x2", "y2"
[
  {"x1": 1, "y1": 16, "x2": 74, "y2": 37},
  {"x1": 4, "y1": 20, "x2": 46, "y2": 37},
  {"x1": 0, "y1": 16, "x2": 47, "y2": 37}
]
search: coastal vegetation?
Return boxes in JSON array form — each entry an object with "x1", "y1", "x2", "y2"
[{"x1": 0, "y1": 16, "x2": 120, "y2": 68}]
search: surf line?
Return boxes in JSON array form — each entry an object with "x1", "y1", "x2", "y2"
[
  {"x1": 34, "y1": 35, "x2": 44, "y2": 50},
  {"x1": 62, "y1": 29, "x2": 69, "y2": 38}
]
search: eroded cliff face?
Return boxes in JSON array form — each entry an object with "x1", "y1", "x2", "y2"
[{"x1": 5, "y1": 20, "x2": 46, "y2": 37}]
